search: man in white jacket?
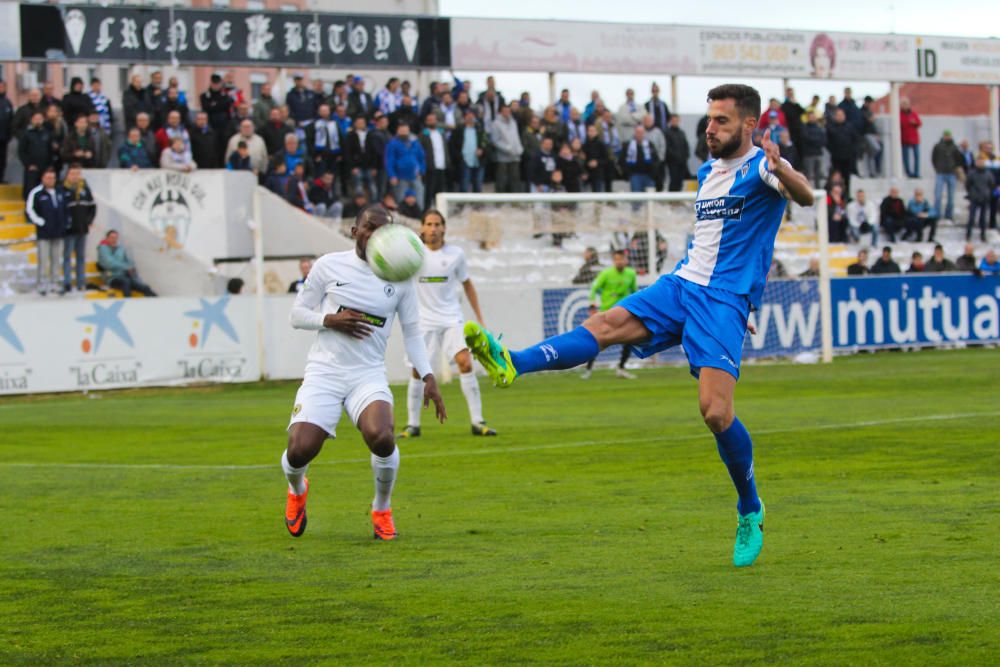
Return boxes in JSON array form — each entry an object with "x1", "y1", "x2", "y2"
[
  {"x1": 616, "y1": 88, "x2": 645, "y2": 139},
  {"x1": 225, "y1": 119, "x2": 269, "y2": 175},
  {"x1": 846, "y1": 188, "x2": 878, "y2": 246}
]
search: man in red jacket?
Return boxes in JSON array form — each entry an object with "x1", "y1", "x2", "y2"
[{"x1": 900, "y1": 97, "x2": 922, "y2": 178}]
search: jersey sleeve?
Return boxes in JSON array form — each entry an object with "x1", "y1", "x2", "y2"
[
  {"x1": 589, "y1": 270, "x2": 605, "y2": 304},
  {"x1": 758, "y1": 157, "x2": 790, "y2": 195},
  {"x1": 454, "y1": 247, "x2": 469, "y2": 283},
  {"x1": 289, "y1": 256, "x2": 329, "y2": 330}
]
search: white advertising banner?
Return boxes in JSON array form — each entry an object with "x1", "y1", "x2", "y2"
[
  {"x1": 450, "y1": 19, "x2": 1000, "y2": 84},
  {"x1": 0, "y1": 297, "x2": 259, "y2": 395}
]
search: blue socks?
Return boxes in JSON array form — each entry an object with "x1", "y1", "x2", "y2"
[
  {"x1": 714, "y1": 417, "x2": 762, "y2": 516},
  {"x1": 509, "y1": 327, "x2": 600, "y2": 374}
]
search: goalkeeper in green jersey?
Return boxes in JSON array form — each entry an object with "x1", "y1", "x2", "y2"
[{"x1": 583, "y1": 250, "x2": 638, "y2": 380}]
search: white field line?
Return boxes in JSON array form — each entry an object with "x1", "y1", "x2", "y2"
[{"x1": 1, "y1": 411, "x2": 997, "y2": 472}]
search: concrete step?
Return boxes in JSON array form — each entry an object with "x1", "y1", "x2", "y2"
[
  {"x1": 0, "y1": 184, "x2": 22, "y2": 199},
  {"x1": 0, "y1": 224, "x2": 34, "y2": 241}
]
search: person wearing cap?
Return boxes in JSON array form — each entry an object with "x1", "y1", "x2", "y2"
[
  {"x1": 286, "y1": 73, "x2": 317, "y2": 127},
  {"x1": 347, "y1": 76, "x2": 372, "y2": 119},
  {"x1": 201, "y1": 73, "x2": 234, "y2": 140},
  {"x1": 398, "y1": 189, "x2": 422, "y2": 218},
  {"x1": 931, "y1": 130, "x2": 965, "y2": 222},
  {"x1": 62, "y1": 77, "x2": 95, "y2": 125}
]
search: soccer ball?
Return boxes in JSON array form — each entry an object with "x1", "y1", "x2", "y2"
[{"x1": 366, "y1": 224, "x2": 425, "y2": 282}]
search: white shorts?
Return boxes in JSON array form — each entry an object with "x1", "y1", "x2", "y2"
[
  {"x1": 409, "y1": 324, "x2": 468, "y2": 368},
  {"x1": 288, "y1": 366, "x2": 393, "y2": 438}
]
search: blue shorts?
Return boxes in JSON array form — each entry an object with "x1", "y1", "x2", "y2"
[{"x1": 617, "y1": 274, "x2": 750, "y2": 380}]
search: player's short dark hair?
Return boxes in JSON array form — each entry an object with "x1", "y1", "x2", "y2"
[
  {"x1": 612, "y1": 249, "x2": 626, "y2": 257},
  {"x1": 707, "y1": 84, "x2": 761, "y2": 121},
  {"x1": 226, "y1": 277, "x2": 244, "y2": 295},
  {"x1": 356, "y1": 203, "x2": 392, "y2": 227},
  {"x1": 421, "y1": 209, "x2": 446, "y2": 226},
  {"x1": 882, "y1": 246, "x2": 892, "y2": 254}
]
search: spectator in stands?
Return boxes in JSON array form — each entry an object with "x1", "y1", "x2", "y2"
[
  {"x1": 285, "y1": 162, "x2": 313, "y2": 214},
  {"x1": 965, "y1": 157, "x2": 995, "y2": 242},
  {"x1": 860, "y1": 96, "x2": 882, "y2": 177},
  {"x1": 616, "y1": 88, "x2": 644, "y2": 139},
  {"x1": 420, "y1": 114, "x2": 450, "y2": 209},
  {"x1": 778, "y1": 130, "x2": 800, "y2": 170},
  {"x1": 932, "y1": 130, "x2": 964, "y2": 222},
  {"x1": 116, "y1": 129, "x2": 152, "y2": 172},
  {"x1": 900, "y1": 97, "x2": 922, "y2": 178},
  {"x1": 838, "y1": 87, "x2": 863, "y2": 134},
  {"x1": 826, "y1": 108, "x2": 859, "y2": 195},
  {"x1": 122, "y1": 74, "x2": 151, "y2": 131},
  {"x1": 557, "y1": 140, "x2": 583, "y2": 194},
  {"x1": 385, "y1": 122, "x2": 426, "y2": 206},
  {"x1": 799, "y1": 111, "x2": 826, "y2": 187},
  {"x1": 155, "y1": 110, "x2": 191, "y2": 160},
  {"x1": 97, "y1": 230, "x2": 156, "y2": 297},
  {"x1": 847, "y1": 189, "x2": 877, "y2": 246},
  {"x1": 389, "y1": 94, "x2": 419, "y2": 135},
  {"x1": 827, "y1": 184, "x2": 848, "y2": 243},
  {"x1": 478, "y1": 81, "x2": 503, "y2": 131},
  {"x1": 781, "y1": 87, "x2": 805, "y2": 152},
  {"x1": 275, "y1": 133, "x2": 310, "y2": 181},
  {"x1": 767, "y1": 257, "x2": 787, "y2": 280},
  {"x1": 645, "y1": 83, "x2": 670, "y2": 133},
  {"x1": 190, "y1": 112, "x2": 222, "y2": 169},
  {"x1": 380, "y1": 192, "x2": 397, "y2": 212},
  {"x1": 958, "y1": 139, "x2": 975, "y2": 170},
  {"x1": 664, "y1": 114, "x2": 691, "y2": 192},
  {"x1": 980, "y1": 249, "x2": 1000, "y2": 274},
  {"x1": 225, "y1": 119, "x2": 268, "y2": 176},
  {"x1": 365, "y1": 112, "x2": 391, "y2": 200},
  {"x1": 528, "y1": 136, "x2": 557, "y2": 193},
  {"x1": 870, "y1": 246, "x2": 901, "y2": 274},
  {"x1": 61, "y1": 164, "x2": 95, "y2": 293},
  {"x1": 572, "y1": 247, "x2": 603, "y2": 285},
  {"x1": 904, "y1": 188, "x2": 938, "y2": 242},
  {"x1": 879, "y1": 186, "x2": 907, "y2": 243},
  {"x1": 305, "y1": 103, "x2": 341, "y2": 178},
  {"x1": 520, "y1": 115, "x2": 542, "y2": 184},
  {"x1": 621, "y1": 126, "x2": 659, "y2": 200},
  {"x1": 134, "y1": 112, "x2": 157, "y2": 165},
  {"x1": 0, "y1": 81, "x2": 12, "y2": 183},
  {"x1": 61, "y1": 77, "x2": 94, "y2": 126},
  {"x1": 925, "y1": 244, "x2": 956, "y2": 272},
  {"x1": 555, "y1": 88, "x2": 572, "y2": 124},
  {"x1": 201, "y1": 73, "x2": 234, "y2": 142},
  {"x1": 13, "y1": 88, "x2": 44, "y2": 140},
  {"x1": 799, "y1": 257, "x2": 821, "y2": 278},
  {"x1": 227, "y1": 141, "x2": 252, "y2": 172},
  {"x1": 582, "y1": 124, "x2": 609, "y2": 193},
  {"x1": 377, "y1": 77, "x2": 402, "y2": 116},
  {"x1": 19, "y1": 111, "x2": 52, "y2": 198},
  {"x1": 62, "y1": 115, "x2": 96, "y2": 169},
  {"x1": 397, "y1": 190, "x2": 422, "y2": 219},
  {"x1": 344, "y1": 116, "x2": 371, "y2": 196},
  {"x1": 147, "y1": 72, "x2": 167, "y2": 129},
  {"x1": 25, "y1": 167, "x2": 66, "y2": 296},
  {"x1": 847, "y1": 249, "x2": 869, "y2": 275},
  {"x1": 288, "y1": 258, "x2": 312, "y2": 293},
  {"x1": 490, "y1": 104, "x2": 523, "y2": 194},
  {"x1": 907, "y1": 251, "x2": 925, "y2": 273},
  {"x1": 224, "y1": 101, "x2": 254, "y2": 144},
  {"x1": 43, "y1": 105, "x2": 67, "y2": 176},
  {"x1": 450, "y1": 110, "x2": 487, "y2": 193},
  {"x1": 88, "y1": 78, "x2": 112, "y2": 136},
  {"x1": 756, "y1": 98, "x2": 787, "y2": 132},
  {"x1": 260, "y1": 107, "x2": 291, "y2": 157},
  {"x1": 759, "y1": 110, "x2": 786, "y2": 147},
  {"x1": 252, "y1": 83, "x2": 278, "y2": 130},
  {"x1": 285, "y1": 74, "x2": 316, "y2": 127},
  {"x1": 160, "y1": 136, "x2": 197, "y2": 172},
  {"x1": 347, "y1": 76, "x2": 373, "y2": 119},
  {"x1": 162, "y1": 86, "x2": 190, "y2": 127},
  {"x1": 642, "y1": 115, "x2": 667, "y2": 191},
  {"x1": 956, "y1": 243, "x2": 978, "y2": 272},
  {"x1": 87, "y1": 112, "x2": 112, "y2": 168},
  {"x1": 583, "y1": 91, "x2": 602, "y2": 123},
  {"x1": 566, "y1": 107, "x2": 587, "y2": 145},
  {"x1": 264, "y1": 159, "x2": 289, "y2": 197},
  {"x1": 309, "y1": 171, "x2": 342, "y2": 221},
  {"x1": 540, "y1": 105, "x2": 568, "y2": 148},
  {"x1": 823, "y1": 95, "x2": 838, "y2": 125}
]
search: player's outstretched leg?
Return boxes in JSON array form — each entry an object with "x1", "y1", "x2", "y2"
[
  {"x1": 399, "y1": 370, "x2": 422, "y2": 438},
  {"x1": 282, "y1": 423, "x2": 326, "y2": 537},
  {"x1": 464, "y1": 308, "x2": 648, "y2": 388},
  {"x1": 358, "y1": 400, "x2": 400, "y2": 540},
  {"x1": 455, "y1": 348, "x2": 495, "y2": 436},
  {"x1": 700, "y1": 369, "x2": 764, "y2": 567}
]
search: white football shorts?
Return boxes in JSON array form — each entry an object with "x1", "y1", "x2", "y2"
[
  {"x1": 288, "y1": 365, "x2": 393, "y2": 438},
  {"x1": 409, "y1": 324, "x2": 468, "y2": 368}
]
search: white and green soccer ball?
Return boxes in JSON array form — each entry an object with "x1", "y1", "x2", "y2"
[{"x1": 366, "y1": 224, "x2": 426, "y2": 282}]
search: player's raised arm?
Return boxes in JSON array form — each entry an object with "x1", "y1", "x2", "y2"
[
  {"x1": 397, "y1": 281, "x2": 447, "y2": 422},
  {"x1": 762, "y1": 128, "x2": 814, "y2": 207}
]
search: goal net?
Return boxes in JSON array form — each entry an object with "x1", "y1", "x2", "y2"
[{"x1": 435, "y1": 189, "x2": 833, "y2": 366}]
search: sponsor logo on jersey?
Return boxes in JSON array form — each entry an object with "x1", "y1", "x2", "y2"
[
  {"x1": 695, "y1": 195, "x2": 746, "y2": 221},
  {"x1": 419, "y1": 276, "x2": 449, "y2": 283},
  {"x1": 337, "y1": 306, "x2": 387, "y2": 328}
]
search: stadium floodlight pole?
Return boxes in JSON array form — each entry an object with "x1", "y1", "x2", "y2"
[
  {"x1": 889, "y1": 82, "x2": 904, "y2": 180},
  {"x1": 814, "y1": 189, "x2": 834, "y2": 364}
]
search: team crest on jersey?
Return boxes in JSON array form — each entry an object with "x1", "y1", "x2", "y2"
[
  {"x1": 291, "y1": 403, "x2": 302, "y2": 417},
  {"x1": 740, "y1": 163, "x2": 750, "y2": 178},
  {"x1": 384, "y1": 284, "x2": 395, "y2": 297}
]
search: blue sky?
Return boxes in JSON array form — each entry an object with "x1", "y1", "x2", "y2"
[{"x1": 439, "y1": 0, "x2": 1000, "y2": 112}]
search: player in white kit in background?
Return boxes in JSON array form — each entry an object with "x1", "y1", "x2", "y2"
[
  {"x1": 399, "y1": 209, "x2": 497, "y2": 438},
  {"x1": 281, "y1": 205, "x2": 447, "y2": 541}
]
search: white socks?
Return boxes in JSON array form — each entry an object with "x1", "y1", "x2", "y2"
[
  {"x1": 371, "y1": 446, "x2": 400, "y2": 511},
  {"x1": 281, "y1": 449, "x2": 308, "y2": 495},
  {"x1": 460, "y1": 371, "x2": 484, "y2": 424},
  {"x1": 406, "y1": 376, "x2": 423, "y2": 427}
]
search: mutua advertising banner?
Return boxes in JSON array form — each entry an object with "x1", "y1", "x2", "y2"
[{"x1": 19, "y1": 4, "x2": 450, "y2": 68}]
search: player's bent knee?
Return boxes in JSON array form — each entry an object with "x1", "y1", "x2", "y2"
[
  {"x1": 455, "y1": 350, "x2": 473, "y2": 374},
  {"x1": 363, "y1": 428, "x2": 396, "y2": 458},
  {"x1": 700, "y1": 401, "x2": 734, "y2": 434}
]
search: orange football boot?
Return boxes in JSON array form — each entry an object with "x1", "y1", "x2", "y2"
[
  {"x1": 371, "y1": 508, "x2": 397, "y2": 540},
  {"x1": 285, "y1": 479, "x2": 309, "y2": 537}
]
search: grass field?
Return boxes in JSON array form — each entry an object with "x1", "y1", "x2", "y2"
[{"x1": 2, "y1": 349, "x2": 999, "y2": 665}]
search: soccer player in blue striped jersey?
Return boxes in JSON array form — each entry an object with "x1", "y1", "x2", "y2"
[{"x1": 465, "y1": 84, "x2": 815, "y2": 567}]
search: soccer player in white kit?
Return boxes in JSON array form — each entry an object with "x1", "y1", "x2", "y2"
[
  {"x1": 281, "y1": 205, "x2": 447, "y2": 540},
  {"x1": 399, "y1": 209, "x2": 496, "y2": 438}
]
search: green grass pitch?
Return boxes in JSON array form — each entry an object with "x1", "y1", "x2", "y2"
[{"x1": 2, "y1": 349, "x2": 999, "y2": 665}]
